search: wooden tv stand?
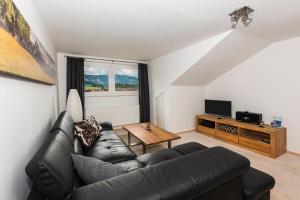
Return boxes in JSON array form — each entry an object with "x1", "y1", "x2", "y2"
[{"x1": 196, "y1": 114, "x2": 286, "y2": 158}]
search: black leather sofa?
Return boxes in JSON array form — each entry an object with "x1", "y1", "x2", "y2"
[{"x1": 26, "y1": 111, "x2": 275, "y2": 200}]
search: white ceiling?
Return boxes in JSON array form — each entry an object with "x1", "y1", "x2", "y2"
[{"x1": 34, "y1": 0, "x2": 300, "y2": 61}]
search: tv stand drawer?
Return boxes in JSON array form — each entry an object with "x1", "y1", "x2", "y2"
[
  {"x1": 239, "y1": 136, "x2": 271, "y2": 154},
  {"x1": 197, "y1": 125, "x2": 215, "y2": 136},
  {"x1": 216, "y1": 130, "x2": 239, "y2": 143}
]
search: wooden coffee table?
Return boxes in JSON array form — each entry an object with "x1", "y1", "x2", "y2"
[{"x1": 123, "y1": 123, "x2": 181, "y2": 154}]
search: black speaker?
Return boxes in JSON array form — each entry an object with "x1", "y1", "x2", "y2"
[{"x1": 236, "y1": 111, "x2": 262, "y2": 125}]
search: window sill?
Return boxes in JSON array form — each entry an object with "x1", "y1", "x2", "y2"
[{"x1": 85, "y1": 92, "x2": 138, "y2": 97}]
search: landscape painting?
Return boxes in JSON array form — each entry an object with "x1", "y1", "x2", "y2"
[{"x1": 0, "y1": 0, "x2": 56, "y2": 84}]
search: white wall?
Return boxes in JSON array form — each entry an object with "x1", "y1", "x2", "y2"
[
  {"x1": 57, "y1": 53, "x2": 67, "y2": 111},
  {"x1": 0, "y1": 1, "x2": 57, "y2": 199},
  {"x1": 168, "y1": 86, "x2": 204, "y2": 133},
  {"x1": 148, "y1": 32, "x2": 229, "y2": 132},
  {"x1": 150, "y1": 85, "x2": 204, "y2": 133},
  {"x1": 205, "y1": 36, "x2": 300, "y2": 154},
  {"x1": 155, "y1": 92, "x2": 166, "y2": 128}
]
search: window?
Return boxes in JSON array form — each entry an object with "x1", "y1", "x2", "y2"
[
  {"x1": 115, "y1": 68, "x2": 138, "y2": 91},
  {"x1": 84, "y1": 65, "x2": 109, "y2": 92},
  {"x1": 84, "y1": 61, "x2": 139, "y2": 96}
]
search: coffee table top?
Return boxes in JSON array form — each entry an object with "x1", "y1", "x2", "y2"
[{"x1": 123, "y1": 123, "x2": 181, "y2": 145}]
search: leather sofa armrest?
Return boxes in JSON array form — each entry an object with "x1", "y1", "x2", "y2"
[
  {"x1": 73, "y1": 147, "x2": 250, "y2": 200},
  {"x1": 99, "y1": 121, "x2": 113, "y2": 131}
]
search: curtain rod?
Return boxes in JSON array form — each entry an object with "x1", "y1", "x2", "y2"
[{"x1": 64, "y1": 55, "x2": 147, "y2": 64}]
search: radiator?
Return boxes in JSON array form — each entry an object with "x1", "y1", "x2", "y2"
[{"x1": 86, "y1": 105, "x2": 140, "y2": 126}]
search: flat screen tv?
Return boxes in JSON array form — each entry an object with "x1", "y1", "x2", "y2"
[{"x1": 205, "y1": 99, "x2": 232, "y2": 117}]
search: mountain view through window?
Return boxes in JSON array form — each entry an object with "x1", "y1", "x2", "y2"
[
  {"x1": 84, "y1": 64, "x2": 139, "y2": 93},
  {"x1": 115, "y1": 68, "x2": 138, "y2": 91},
  {"x1": 84, "y1": 66, "x2": 109, "y2": 92}
]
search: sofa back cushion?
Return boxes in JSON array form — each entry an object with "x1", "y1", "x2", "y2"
[
  {"x1": 51, "y1": 111, "x2": 74, "y2": 143},
  {"x1": 71, "y1": 154, "x2": 127, "y2": 184},
  {"x1": 74, "y1": 137, "x2": 83, "y2": 155},
  {"x1": 26, "y1": 130, "x2": 74, "y2": 200}
]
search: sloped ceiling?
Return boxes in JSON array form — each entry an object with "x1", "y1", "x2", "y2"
[
  {"x1": 173, "y1": 31, "x2": 270, "y2": 86},
  {"x1": 34, "y1": 0, "x2": 300, "y2": 60}
]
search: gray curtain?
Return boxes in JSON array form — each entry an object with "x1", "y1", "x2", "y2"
[{"x1": 138, "y1": 63, "x2": 150, "y2": 122}]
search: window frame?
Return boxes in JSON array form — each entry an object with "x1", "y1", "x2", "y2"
[
  {"x1": 113, "y1": 64, "x2": 139, "y2": 95},
  {"x1": 84, "y1": 60, "x2": 139, "y2": 97}
]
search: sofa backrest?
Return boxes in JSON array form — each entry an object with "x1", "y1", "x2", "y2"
[
  {"x1": 26, "y1": 129, "x2": 74, "y2": 200},
  {"x1": 53, "y1": 111, "x2": 83, "y2": 155},
  {"x1": 51, "y1": 111, "x2": 74, "y2": 143}
]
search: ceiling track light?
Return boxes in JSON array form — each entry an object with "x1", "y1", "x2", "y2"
[{"x1": 229, "y1": 6, "x2": 254, "y2": 28}]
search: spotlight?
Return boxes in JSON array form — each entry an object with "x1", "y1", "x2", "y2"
[
  {"x1": 229, "y1": 6, "x2": 254, "y2": 28},
  {"x1": 241, "y1": 14, "x2": 253, "y2": 26},
  {"x1": 231, "y1": 14, "x2": 239, "y2": 28},
  {"x1": 231, "y1": 14, "x2": 239, "y2": 24}
]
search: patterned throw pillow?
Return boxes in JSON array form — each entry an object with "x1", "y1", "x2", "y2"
[
  {"x1": 86, "y1": 116, "x2": 102, "y2": 132},
  {"x1": 74, "y1": 116, "x2": 102, "y2": 148}
]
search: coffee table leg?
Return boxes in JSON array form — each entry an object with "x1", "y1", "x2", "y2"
[
  {"x1": 168, "y1": 141, "x2": 171, "y2": 149},
  {"x1": 128, "y1": 132, "x2": 131, "y2": 146},
  {"x1": 143, "y1": 144, "x2": 146, "y2": 154}
]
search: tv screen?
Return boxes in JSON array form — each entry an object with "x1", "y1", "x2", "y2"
[{"x1": 205, "y1": 100, "x2": 232, "y2": 117}]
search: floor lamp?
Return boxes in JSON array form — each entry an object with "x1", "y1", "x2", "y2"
[{"x1": 66, "y1": 89, "x2": 83, "y2": 122}]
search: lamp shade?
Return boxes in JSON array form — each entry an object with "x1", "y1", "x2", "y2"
[{"x1": 66, "y1": 89, "x2": 83, "y2": 122}]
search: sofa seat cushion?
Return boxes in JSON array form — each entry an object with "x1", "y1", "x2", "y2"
[
  {"x1": 73, "y1": 170, "x2": 161, "y2": 200},
  {"x1": 243, "y1": 167, "x2": 275, "y2": 200},
  {"x1": 115, "y1": 160, "x2": 142, "y2": 172},
  {"x1": 173, "y1": 142, "x2": 208, "y2": 155},
  {"x1": 99, "y1": 132, "x2": 122, "y2": 141},
  {"x1": 100, "y1": 130, "x2": 115, "y2": 135},
  {"x1": 136, "y1": 142, "x2": 208, "y2": 167},
  {"x1": 84, "y1": 134, "x2": 136, "y2": 163},
  {"x1": 136, "y1": 149, "x2": 182, "y2": 167}
]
